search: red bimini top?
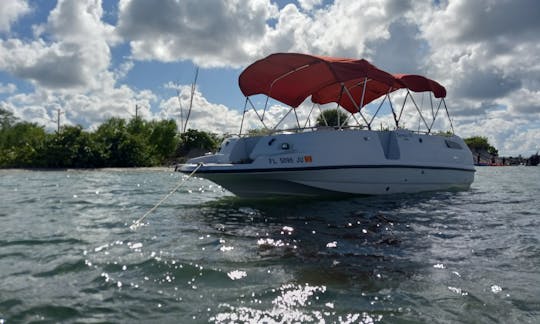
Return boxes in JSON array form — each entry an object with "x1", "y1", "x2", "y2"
[{"x1": 238, "y1": 53, "x2": 446, "y2": 114}]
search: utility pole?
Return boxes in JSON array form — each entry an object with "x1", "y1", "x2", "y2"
[
  {"x1": 56, "y1": 109, "x2": 63, "y2": 133},
  {"x1": 135, "y1": 104, "x2": 140, "y2": 119}
]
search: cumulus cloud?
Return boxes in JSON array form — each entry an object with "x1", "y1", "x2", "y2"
[
  {"x1": 414, "y1": 0, "x2": 540, "y2": 106},
  {"x1": 0, "y1": 82, "x2": 16, "y2": 94},
  {"x1": 298, "y1": 0, "x2": 323, "y2": 11},
  {"x1": 443, "y1": 0, "x2": 539, "y2": 44},
  {"x1": 159, "y1": 86, "x2": 243, "y2": 134},
  {"x1": 1, "y1": 84, "x2": 158, "y2": 131},
  {"x1": 0, "y1": 0, "x2": 150, "y2": 131},
  {"x1": 366, "y1": 19, "x2": 426, "y2": 74},
  {"x1": 453, "y1": 69, "x2": 521, "y2": 100},
  {"x1": 260, "y1": 0, "x2": 407, "y2": 59},
  {"x1": 116, "y1": 0, "x2": 417, "y2": 67},
  {"x1": 0, "y1": 0, "x2": 116, "y2": 91},
  {"x1": 0, "y1": 0, "x2": 31, "y2": 32},
  {"x1": 117, "y1": 0, "x2": 278, "y2": 67}
]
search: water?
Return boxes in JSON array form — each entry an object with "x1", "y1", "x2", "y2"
[{"x1": 0, "y1": 167, "x2": 539, "y2": 323}]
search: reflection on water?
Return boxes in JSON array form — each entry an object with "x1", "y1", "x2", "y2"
[{"x1": 0, "y1": 167, "x2": 539, "y2": 323}]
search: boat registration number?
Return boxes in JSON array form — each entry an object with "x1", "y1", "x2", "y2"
[{"x1": 268, "y1": 155, "x2": 313, "y2": 165}]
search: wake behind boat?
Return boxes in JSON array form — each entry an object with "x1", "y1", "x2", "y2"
[{"x1": 179, "y1": 53, "x2": 475, "y2": 197}]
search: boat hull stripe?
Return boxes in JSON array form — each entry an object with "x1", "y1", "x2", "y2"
[{"x1": 182, "y1": 164, "x2": 476, "y2": 174}]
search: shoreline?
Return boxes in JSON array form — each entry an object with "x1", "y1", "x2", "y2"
[{"x1": 0, "y1": 166, "x2": 176, "y2": 172}]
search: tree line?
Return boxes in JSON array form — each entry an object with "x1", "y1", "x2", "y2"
[{"x1": 0, "y1": 108, "x2": 220, "y2": 168}]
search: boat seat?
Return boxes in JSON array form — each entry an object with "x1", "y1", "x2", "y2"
[{"x1": 227, "y1": 136, "x2": 261, "y2": 163}]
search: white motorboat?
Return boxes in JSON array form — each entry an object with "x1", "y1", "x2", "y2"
[{"x1": 179, "y1": 53, "x2": 475, "y2": 197}]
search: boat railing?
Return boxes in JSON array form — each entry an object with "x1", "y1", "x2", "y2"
[{"x1": 235, "y1": 124, "x2": 448, "y2": 138}]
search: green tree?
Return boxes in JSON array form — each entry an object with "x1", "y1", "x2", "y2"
[
  {"x1": 0, "y1": 107, "x2": 17, "y2": 129},
  {"x1": 177, "y1": 129, "x2": 220, "y2": 158},
  {"x1": 464, "y1": 136, "x2": 498, "y2": 156},
  {"x1": 93, "y1": 118, "x2": 152, "y2": 167},
  {"x1": 0, "y1": 121, "x2": 46, "y2": 167},
  {"x1": 147, "y1": 119, "x2": 179, "y2": 163},
  {"x1": 315, "y1": 109, "x2": 349, "y2": 127},
  {"x1": 40, "y1": 125, "x2": 101, "y2": 168},
  {"x1": 246, "y1": 128, "x2": 272, "y2": 136},
  {"x1": 0, "y1": 112, "x2": 219, "y2": 168}
]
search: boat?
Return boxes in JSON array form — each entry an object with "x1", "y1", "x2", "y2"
[{"x1": 179, "y1": 53, "x2": 475, "y2": 197}]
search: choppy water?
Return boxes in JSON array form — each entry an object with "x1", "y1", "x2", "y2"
[{"x1": 0, "y1": 167, "x2": 539, "y2": 323}]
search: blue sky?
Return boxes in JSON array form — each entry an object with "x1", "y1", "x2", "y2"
[{"x1": 1, "y1": 0, "x2": 539, "y2": 156}]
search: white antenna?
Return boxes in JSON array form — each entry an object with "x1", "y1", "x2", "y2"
[
  {"x1": 175, "y1": 83, "x2": 184, "y2": 133},
  {"x1": 183, "y1": 67, "x2": 199, "y2": 133}
]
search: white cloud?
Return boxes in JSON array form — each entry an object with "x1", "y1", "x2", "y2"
[
  {"x1": 115, "y1": 0, "x2": 414, "y2": 66},
  {"x1": 0, "y1": 82, "x2": 16, "y2": 94},
  {"x1": 1, "y1": 92, "x2": 56, "y2": 128},
  {"x1": 0, "y1": 0, "x2": 30, "y2": 32},
  {"x1": 47, "y1": 0, "x2": 118, "y2": 44},
  {"x1": 159, "y1": 86, "x2": 243, "y2": 134},
  {"x1": 117, "y1": 0, "x2": 278, "y2": 67},
  {"x1": 115, "y1": 60, "x2": 134, "y2": 80},
  {"x1": 298, "y1": 0, "x2": 323, "y2": 11},
  {"x1": 502, "y1": 88, "x2": 540, "y2": 114},
  {"x1": 0, "y1": 0, "x2": 145, "y2": 131},
  {"x1": 259, "y1": 0, "x2": 407, "y2": 59},
  {"x1": 2, "y1": 84, "x2": 158, "y2": 131},
  {"x1": 0, "y1": 0, "x2": 116, "y2": 91},
  {"x1": 413, "y1": 0, "x2": 540, "y2": 103}
]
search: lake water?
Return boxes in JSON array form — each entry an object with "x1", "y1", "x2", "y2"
[{"x1": 0, "y1": 167, "x2": 539, "y2": 323}]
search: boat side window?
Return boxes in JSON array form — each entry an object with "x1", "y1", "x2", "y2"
[
  {"x1": 268, "y1": 138, "x2": 276, "y2": 146},
  {"x1": 445, "y1": 140, "x2": 463, "y2": 149}
]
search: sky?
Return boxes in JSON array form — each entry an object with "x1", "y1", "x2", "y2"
[{"x1": 0, "y1": 0, "x2": 539, "y2": 156}]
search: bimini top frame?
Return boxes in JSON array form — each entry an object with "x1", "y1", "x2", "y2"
[{"x1": 237, "y1": 53, "x2": 453, "y2": 135}]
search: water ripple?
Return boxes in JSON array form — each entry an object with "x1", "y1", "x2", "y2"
[{"x1": 0, "y1": 167, "x2": 538, "y2": 323}]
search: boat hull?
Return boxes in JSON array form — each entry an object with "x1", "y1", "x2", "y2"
[
  {"x1": 179, "y1": 129, "x2": 475, "y2": 198},
  {"x1": 182, "y1": 165, "x2": 474, "y2": 197}
]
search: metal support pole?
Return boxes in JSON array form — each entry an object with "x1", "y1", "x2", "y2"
[
  {"x1": 407, "y1": 90, "x2": 430, "y2": 131},
  {"x1": 318, "y1": 105, "x2": 329, "y2": 126},
  {"x1": 272, "y1": 108, "x2": 293, "y2": 131},
  {"x1": 336, "y1": 83, "x2": 344, "y2": 129},
  {"x1": 293, "y1": 107, "x2": 301, "y2": 130},
  {"x1": 359, "y1": 77, "x2": 367, "y2": 109},
  {"x1": 303, "y1": 103, "x2": 316, "y2": 129},
  {"x1": 443, "y1": 99, "x2": 455, "y2": 134},
  {"x1": 343, "y1": 86, "x2": 370, "y2": 129},
  {"x1": 428, "y1": 98, "x2": 443, "y2": 133},
  {"x1": 247, "y1": 97, "x2": 269, "y2": 129},
  {"x1": 367, "y1": 93, "x2": 388, "y2": 128},
  {"x1": 397, "y1": 91, "x2": 409, "y2": 124},
  {"x1": 262, "y1": 95, "x2": 269, "y2": 121},
  {"x1": 239, "y1": 97, "x2": 248, "y2": 135},
  {"x1": 430, "y1": 92, "x2": 434, "y2": 121}
]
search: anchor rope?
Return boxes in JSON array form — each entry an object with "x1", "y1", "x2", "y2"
[{"x1": 130, "y1": 163, "x2": 202, "y2": 230}]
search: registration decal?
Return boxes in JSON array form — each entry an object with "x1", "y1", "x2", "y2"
[{"x1": 268, "y1": 155, "x2": 313, "y2": 165}]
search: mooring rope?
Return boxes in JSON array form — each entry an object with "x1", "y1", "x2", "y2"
[{"x1": 130, "y1": 163, "x2": 202, "y2": 230}]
